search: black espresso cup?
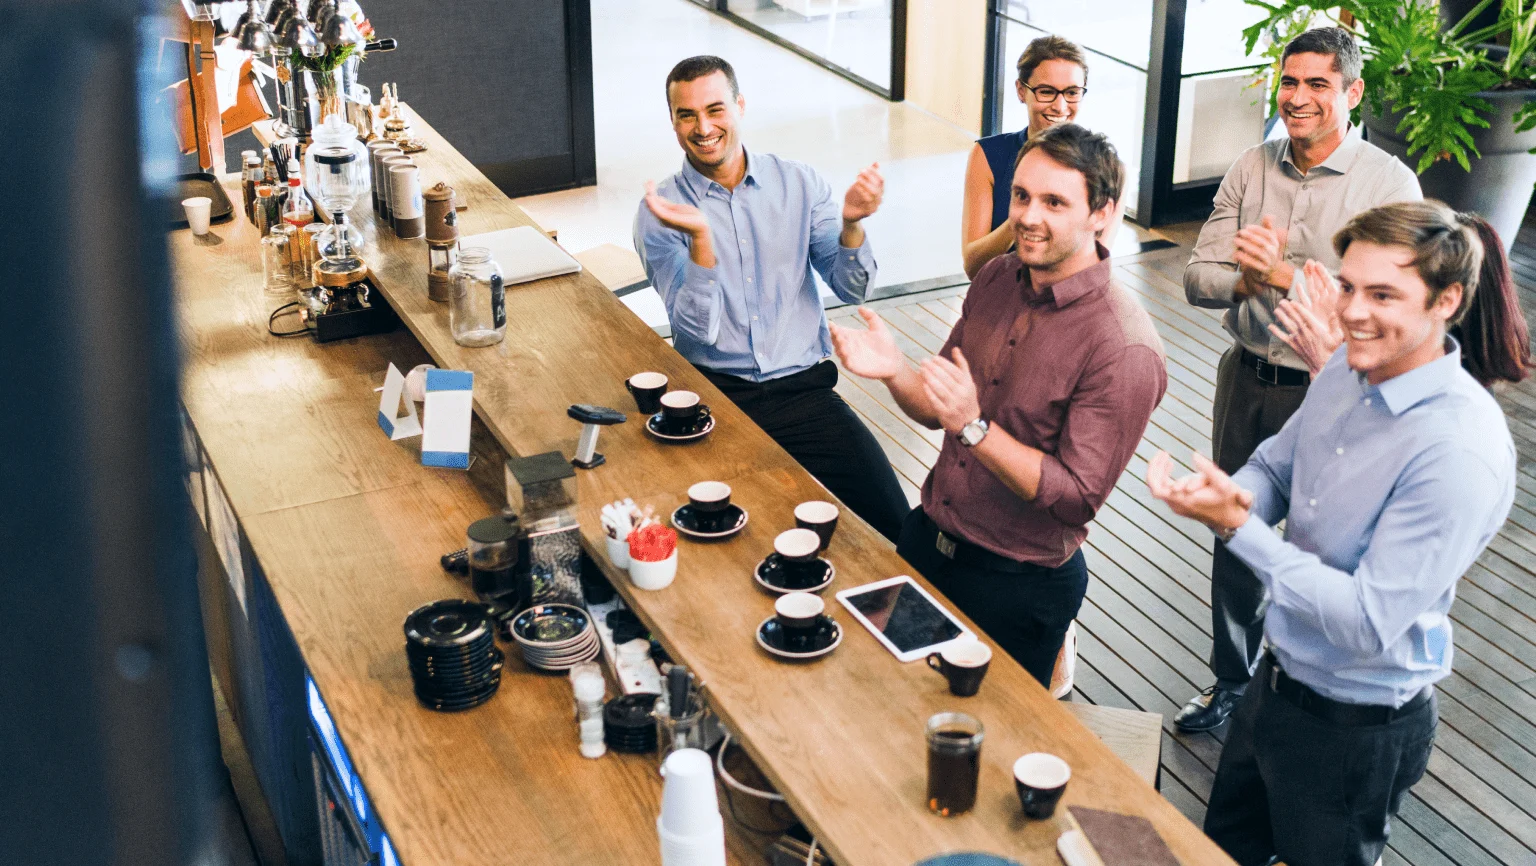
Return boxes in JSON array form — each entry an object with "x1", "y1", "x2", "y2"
[
  {"x1": 626, "y1": 371, "x2": 668, "y2": 414},
  {"x1": 686, "y1": 481, "x2": 731, "y2": 531},
  {"x1": 926, "y1": 640, "x2": 992, "y2": 697},
  {"x1": 793, "y1": 500, "x2": 839, "y2": 552},
  {"x1": 1013, "y1": 752, "x2": 1071, "y2": 819},
  {"x1": 659, "y1": 390, "x2": 708, "y2": 433},
  {"x1": 773, "y1": 591, "x2": 825, "y2": 638}
]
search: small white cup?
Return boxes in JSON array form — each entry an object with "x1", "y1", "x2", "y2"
[
  {"x1": 182, "y1": 196, "x2": 212, "y2": 235},
  {"x1": 629, "y1": 548, "x2": 677, "y2": 591},
  {"x1": 605, "y1": 535, "x2": 631, "y2": 569}
]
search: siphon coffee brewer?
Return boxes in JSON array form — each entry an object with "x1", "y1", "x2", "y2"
[{"x1": 424, "y1": 181, "x2": 459, "y2": 302}]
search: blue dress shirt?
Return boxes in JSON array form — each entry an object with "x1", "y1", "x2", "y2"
[
  {"x1": 633, "y1": 149, "x2": 876, "y2": 381},
  {"x1": 1227, "y1": 340, "x2": 1514, "y2": 708}
]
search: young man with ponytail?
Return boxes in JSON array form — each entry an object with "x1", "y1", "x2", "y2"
[{"x1": 1149, "y1": 201, "x2": 1518, "y2": 866}]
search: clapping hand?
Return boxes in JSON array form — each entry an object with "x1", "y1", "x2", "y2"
[
  {"x1": 1147, "y1": 451, "x2": 1253, "y2": 534},
  {"x1": 1233, "y1": 215, "x2": 1289, "y2": 296},
  {"x1": 842, "y1": 163, "x2": 884, "y2": 223},
  {"x1": 1270, "y1": 259, "x2": 1344, "y2": 376},
  {"x1": 919, "y1": 348, "x2": 982, "y2": 436},
  {"x1": 644, "y1": 180, "x2": 709, "y2": 237},
  {"x1": 830, "y1": 307, "x2": 906, "y2": 380}
]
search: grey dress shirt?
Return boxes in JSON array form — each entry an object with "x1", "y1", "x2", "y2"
[
  {"x1": 1227, "y1": 341, "x2": 1514, "y2": 707},
  {"x1": 1184, "y1": 127, "x2": 1421, "y2": 370}
]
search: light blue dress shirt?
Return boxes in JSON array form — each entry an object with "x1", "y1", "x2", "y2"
[
  {"x1": 1227, "y1": 340, "x2": 1514, "y2": 708},
  {"x1": 633, "y1": 149, "x2": 876, "y2": 381}
]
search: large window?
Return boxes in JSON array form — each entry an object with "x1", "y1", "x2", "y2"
[{"x1": 714, "y1": 0, "x2": 905, "y2": 97}]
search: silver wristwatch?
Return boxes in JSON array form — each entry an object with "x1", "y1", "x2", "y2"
[{"x1": 959, "y1": 418, "x2": 989, "y2": 447}]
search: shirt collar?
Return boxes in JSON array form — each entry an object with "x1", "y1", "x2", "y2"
[
  {"x1": 1021, "y1": 243, "x2": 1113, "y2": 308},
  {"x1": 678, "y1": 146, "x2": 757, "y2": 198},
  {"x1": 1281, "y1": 123, "x2": 1363, "y2": 176},
  {"x1": 1368, "y1": 336, "x2": 1463, "y2": 416}
]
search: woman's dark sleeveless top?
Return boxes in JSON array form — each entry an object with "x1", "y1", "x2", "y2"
[{"x1": 977, "y1": 129, "x2": 1030, "y2": 231}]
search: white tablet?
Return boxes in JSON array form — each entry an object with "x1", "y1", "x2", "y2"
[{"x1": 836, "y1": 576, "x2": 975, "y2": 662}]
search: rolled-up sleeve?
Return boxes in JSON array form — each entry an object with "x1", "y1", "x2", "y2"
[
  {"x1": 633, "y1": 202, "x2": 723, "y2": 344},
  {"x1": 807, "y1": 171, "x2": 875, "y2": 305},
  {"x1": 1227, "y1": 443, "x2": 1504, "y2": 658},
  {"x1": 1035, "y1": 344, "x2": 1167, "y2": 527},
  {"x1": 1183, "y1": 156, "x2": 1248, "y2": 309}
]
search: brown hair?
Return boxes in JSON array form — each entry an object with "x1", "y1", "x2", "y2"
[
  {"x1": 1013, "y1": 123, "x2": 1123, "y2": 213},
  {"x1": 1333, "y1": 201, "x2": 1532, "y2": 385},
  {"x1": 1452, "y1": 215, "x2": 1532, "y2": 386},
  {"x1": 1016, "y1": 36, "x2": 1088, "y2": 86}
]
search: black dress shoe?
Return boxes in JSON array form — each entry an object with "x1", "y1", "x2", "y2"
[{"x1": 1175, "y1": 684, "x2": 1242, "y2": 732}]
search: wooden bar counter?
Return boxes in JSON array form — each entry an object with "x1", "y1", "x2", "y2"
[{"x1": 172, "y1": 108, "x2": 1234, "y2": 865}]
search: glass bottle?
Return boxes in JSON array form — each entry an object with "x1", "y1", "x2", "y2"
[
  {"x1": 449, "y1": 247, "x2": 505, "y2": 347},
  {"x1": 281, "y1": 159, "x2": 313, "y2": 230},
  {"x1": 241, "y1": 154, "x2": 262, "y2": 223}
]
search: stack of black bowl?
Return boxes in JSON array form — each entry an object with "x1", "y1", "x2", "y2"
[
  {"x1": 404, "y1": 599, "x2": 503, "y2": 711},
  {"x1": 604, "y1": 693, "x2": 660, "y2": 754}
]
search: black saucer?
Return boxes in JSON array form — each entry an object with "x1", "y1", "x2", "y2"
[
  {"x1": 756, "y1": 615, "x2": 842, "y2": 660},
  {"x1": 646, "y1": 412, "x2": 716, "y2": 442},
  {"x1": 754, "y1": 554, "x2": 835, "y2": 594},
  {"x1": 671, "y1": 503, "x2": 748, "y2": 540}
]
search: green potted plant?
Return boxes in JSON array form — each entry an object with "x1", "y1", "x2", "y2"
[{"x1": 1243, "y1": 0, "x2": 1536, "y2": 250}]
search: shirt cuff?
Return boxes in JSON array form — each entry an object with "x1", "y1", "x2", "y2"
[
  {"x1": 1223, "y1": 512, "x2": 1283, "y2": 588},
  {"x1": 1187, "y1": 266, "x2": 1241, "y2": 307},
  {"x1": 838, "y1": 234, "x2": 876, "y2": 270}
]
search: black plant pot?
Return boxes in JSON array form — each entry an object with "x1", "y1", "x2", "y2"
[
  {"x1": 1439, "y1": 0, "x2": 1500, "y2": 36},
  {"x1": 1364, "y1": 88, "x2": 1536, "y2": 252}
]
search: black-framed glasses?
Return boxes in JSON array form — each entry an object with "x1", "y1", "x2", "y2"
[{"x1": 1021, "y1": 83, "x2": 1087, "y2": 104}]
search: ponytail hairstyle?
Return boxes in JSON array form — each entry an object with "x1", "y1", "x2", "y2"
[{"x1": 1451, "y1": 213, "x2": 1532, "y2": 387}]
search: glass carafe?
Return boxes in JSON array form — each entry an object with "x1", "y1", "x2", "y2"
[{"x1": 449, "y1": 247, "x2": 505, "y2": 347}]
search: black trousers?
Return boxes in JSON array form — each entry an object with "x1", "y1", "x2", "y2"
[
  {"x1": 895, "y1": 507, "x2": 1089, "y2": 686},
  {"x1": 699, "y1": 361, "x2": 910, "y2": 543},
  {"x1": 1205, "y1": 655, "x2": 1437, "y2": 866},
  {"x1": 1210, "y1": 346, "x2": 1308, "y2": 691}
]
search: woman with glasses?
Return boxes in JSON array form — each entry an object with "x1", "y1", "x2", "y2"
[{"x1": 961, "y1": 35, "x2": 1125, "y2": 278}]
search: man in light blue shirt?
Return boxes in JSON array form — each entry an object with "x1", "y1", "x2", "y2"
[
  {"x1": 634, "y1": 55, "x2": 908, "y2": 540},
  {"x1": 1150, "y1": 201, "x2": 1514, "y2": 866}
]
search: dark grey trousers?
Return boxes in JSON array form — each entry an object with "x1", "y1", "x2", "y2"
[
  {"x1": 1209, "y1": 346, "x2": 1308, "y2": 691},
  {"x1": 1205, "y1": 656, "x2": 1437, "y2": 866}
]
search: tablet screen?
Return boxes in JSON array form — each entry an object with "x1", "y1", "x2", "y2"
[{"x1": 843, "y1": 580, "x2": 963, "y2": 654}]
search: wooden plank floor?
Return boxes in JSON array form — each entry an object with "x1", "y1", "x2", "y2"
[{"x1": 828, "y1": 225, "x2": 1536, "y2": 866}]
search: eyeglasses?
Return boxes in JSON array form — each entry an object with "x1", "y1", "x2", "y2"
[{"x1": 1021, "y1": 83, "x2": 1087, "y2": 104}]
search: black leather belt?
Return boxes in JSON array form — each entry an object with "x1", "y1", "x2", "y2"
[
  {"x1": 1265, "y1": 653, "x2": 1432, "y2": 726},
  {"x1": 1239, "y1": 348, "x2": 1311, "y2": 387},
  {"x1": 921, "y1": 511, "x2": 1034, "y2": 574}
]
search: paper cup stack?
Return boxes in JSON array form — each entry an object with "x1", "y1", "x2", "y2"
[{"x1": 657, "y1": 748, "x2": 726, "y2": 866}]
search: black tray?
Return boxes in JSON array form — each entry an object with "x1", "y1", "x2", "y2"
[{"x1": 171, "y1": 171, "x2": 235, "y2": 228}]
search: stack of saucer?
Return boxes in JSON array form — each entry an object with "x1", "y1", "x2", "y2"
[
  {"x1": 404, "y1": 599, "x2": 503, "y2": 712},
  {"x1": 509, "y1": 603, "x2": 601, "y2": 671},
  {"x1": 604, "y1": 693, "x2": 660, "y2": 754}
]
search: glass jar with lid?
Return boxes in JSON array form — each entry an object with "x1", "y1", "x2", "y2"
[{"x1": 449, "y1": 247, "x2": 505, "y2": 347}]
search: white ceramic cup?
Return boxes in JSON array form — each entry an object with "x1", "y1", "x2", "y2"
[
  {"x1": 605, "y1": 534, "x2": 631, "y2": 569},
  {"x1": 628, "y1": 548, "x2": 677, "y2": 591},
  {"x1": 182, "y1": 196, "x2": 212, "y2": 235}
]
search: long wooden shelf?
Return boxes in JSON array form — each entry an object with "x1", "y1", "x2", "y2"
[{"x1": 171, "y1": 106, "x2": 1234, "y2": 865}]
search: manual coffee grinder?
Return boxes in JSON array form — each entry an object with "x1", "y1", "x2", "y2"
[
  {"x1": 504, "y1": 452, "x2": 586, "y2": 609},
  {"x1": 423, "y1": 181, "x2": 458, "y2": 302}
]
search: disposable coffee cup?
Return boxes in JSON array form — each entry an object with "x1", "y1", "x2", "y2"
[
  {"x1": 793, "y1": 501, "x2": 839, "y2": 552},
  {"x1": 658, "y1": 748, "x2": 723, "y2": 837},
  {"x1": 773, "y1": 528, "x2": 821, "y2": 565},
  {"x1": 926, "y1": 640, "x2": 992, "y2": 697},
  {"x1": 626, "y1": 371, "x2": 669, "y2": 414},
  {"x1": 182, "y1": 197, "x2": 212, "y2": 235},
  {"x1": 774, "y1": 592, "x2": 824, "y2": 633},
  {"x1": 1013, "y1": 752, "x2": 1071, "y2": 819}
]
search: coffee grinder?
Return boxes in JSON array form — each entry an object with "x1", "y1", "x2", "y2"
[
  {"x1": 299, "y1": 114, "x2": 397, "y2": 342},
  {"x1": 504, "y1": 452, "x2": 586, "y2": 609}
]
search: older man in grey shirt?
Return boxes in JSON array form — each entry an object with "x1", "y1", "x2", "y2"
[{"x1": 1176, "y1": 27, "x2": 1420, "y2": 732}]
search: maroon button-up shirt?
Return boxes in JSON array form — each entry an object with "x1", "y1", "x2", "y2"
[{"x1": 922, "y1": 248, "x2": 1167, "y2": 566}]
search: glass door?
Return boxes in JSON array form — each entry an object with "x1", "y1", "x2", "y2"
[{"x1": 717, "y1": 0, "x2": 905, "y2": 97}]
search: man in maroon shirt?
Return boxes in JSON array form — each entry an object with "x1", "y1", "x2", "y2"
[{"x1": 831, "y1": 124, "x2": 1167, "y2": 684}]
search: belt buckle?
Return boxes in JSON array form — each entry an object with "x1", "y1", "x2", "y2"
[
  {"x1": 1255, "y1": 357, "x2": 1280, "y2": 386},
  {"x1": 935, "y1": 532, "x2": 957, "y2": 559}
]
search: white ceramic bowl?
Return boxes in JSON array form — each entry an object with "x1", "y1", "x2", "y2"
[{"x1": 629, "y1": 549, "x2": 678, "y2": 591}]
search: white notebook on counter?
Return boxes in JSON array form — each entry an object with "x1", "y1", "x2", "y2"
[{"x1": 459, "y1": 225, "x2": 583, "y2": 286}]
